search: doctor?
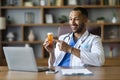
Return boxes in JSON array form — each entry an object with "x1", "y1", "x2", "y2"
[{"x1": 43, "y1": 7, "x2": 105, "y2": 67}]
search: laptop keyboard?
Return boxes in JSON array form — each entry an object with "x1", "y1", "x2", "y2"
[{"x1": 38, "y1": 67, "x2": 50, "y2": 72}]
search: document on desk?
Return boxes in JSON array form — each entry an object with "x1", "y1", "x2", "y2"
[{"x1": 61, "y1": 68, "x2": 93, "y2": 76}]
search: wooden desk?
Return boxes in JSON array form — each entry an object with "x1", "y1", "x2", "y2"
[{"x1": 0, "y1": 66, "x2": 120, "y2": 80}]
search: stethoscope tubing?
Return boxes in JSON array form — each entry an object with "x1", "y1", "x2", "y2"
[{"x1": 63, "y1": 32, "x2": 90, "y2": 48}]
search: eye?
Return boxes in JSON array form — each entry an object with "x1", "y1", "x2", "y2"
[{"x1": 74, "y1": 18, "x2": 80, "y2": 20}]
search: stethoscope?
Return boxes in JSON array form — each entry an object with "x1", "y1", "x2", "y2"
[{"x1": 63, "y1": 32, "x2": 90, "y2": 48}]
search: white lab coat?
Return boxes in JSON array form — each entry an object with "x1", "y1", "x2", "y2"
[{"x1": 50, "y1": 30, "x2": 105, "y2": 67}]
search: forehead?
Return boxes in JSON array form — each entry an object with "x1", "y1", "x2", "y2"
[{"x1": 69, "y1": 11, "x2": 82, "y2": 17}]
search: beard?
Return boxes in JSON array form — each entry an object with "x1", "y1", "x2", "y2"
[{"x1": 72, "y1": 23, "x2": 85, "y2": 33}]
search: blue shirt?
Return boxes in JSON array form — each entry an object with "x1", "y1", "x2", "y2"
[{"x1": 58, "y1": 35, "x2": 76, "y2": 67}]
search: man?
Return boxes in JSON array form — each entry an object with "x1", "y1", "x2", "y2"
[{"x1": 43, "y1": 7, "x2": 105, "y2": 67}]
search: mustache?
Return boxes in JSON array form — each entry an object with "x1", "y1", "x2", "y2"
[
  {"x1": 71, "y1": 23, "x2": 84, "y2": 27},
  {"x1": 71, "y1": 23, "x2": 78, "y2": 26}
]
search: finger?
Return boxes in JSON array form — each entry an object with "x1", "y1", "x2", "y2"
[
  {"x1": 43, "y1": 38, "x2": 49, "y2": 44},
  {"x1": 45, "y1": 38, "x2": 48, "y2": 42},
  {"x1": 58, "y1": 44, "x2": 62, "y2": 50},
  {"x1": 43, "y1": 41, "x2": 49, "y2": 46},
  {"x1": 54, "y1": 39, "x2": 58, "y2": 42},
  {"x1": 58, "y1": 44, "x2": 60, "y2": 48}
]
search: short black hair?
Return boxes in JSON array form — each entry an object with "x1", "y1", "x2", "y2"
[{"x1": 72, "y1": 7, "x2": 88, "y2": 18}]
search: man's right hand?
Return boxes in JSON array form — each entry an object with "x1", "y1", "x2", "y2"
[{"x1": 43, "y1": 38, "x2": 54, "y2": 53}]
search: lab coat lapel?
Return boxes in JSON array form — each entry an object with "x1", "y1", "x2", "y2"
[
  {"x1": 74, "y1": 30, "x2": 89, "y2": 49},
  {"x1": 54, "y1": 33, "x2": 73, "y2": 66}
]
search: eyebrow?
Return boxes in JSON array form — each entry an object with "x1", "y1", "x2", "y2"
[{"x1": 69, "y1": 16, "x2": 81, "y2": 19}]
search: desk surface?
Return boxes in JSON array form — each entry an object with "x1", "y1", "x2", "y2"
[{"x1": 0, "y1": 66, "x2": 120, "y2": 80}]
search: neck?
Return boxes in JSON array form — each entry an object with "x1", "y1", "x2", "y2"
[{"x1": 73, "y1": 28, "x2": 86, "y2": 41}]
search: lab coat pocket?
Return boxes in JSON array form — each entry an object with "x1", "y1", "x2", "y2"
[{"x1": 80, "y1": 44, "x2": 91, "y2": 52}]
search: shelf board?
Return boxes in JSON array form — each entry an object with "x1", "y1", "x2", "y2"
[
  {"x1": 43, "y1": 5, "x2": 120, "y2": 8},
  {"x1": 87, "y1": 22, "x2": 102, "y2": 26},
  {"x1": 23, "y1": 41, "x2": 43, "y2": 44},
  {"x1": 7, "y1": 24, "x2": 23, "y2": 27},
  {"x1": 2, "y1": 40, "x2": 120, "y2": 44},
  {"x1": 1, "y1": 5, "x2": 120, "y2": 9},
  {"x1": 106, "y1": 57, "x2": 120, "y2": 59},
  {"x1": 7, "y1": 23, "x2": 69, "y2": 27},
  {"x1": 23, "y1": 23, "x2": 69, "y2": 27},
  {"x1": 102, "y1": 40, "x2": 120, "y2": 43},
  {"x1": 87, "y1": 22, "x2": 120, "y2": 26},
  {"x1": 1, "y1": 6, "x2": 41, "y2": 9},
  {"x1": 2, "y1": 41, "x2": 43, "y2": 44},
  {"x1": 103, "y1": 22, "x2": 120, "y2": 26},
  {"x1": 6, "y1": 22, "x2": 120, "y2": 27}
]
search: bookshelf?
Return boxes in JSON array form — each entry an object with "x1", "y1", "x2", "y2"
[{"x1": 0, "y1": 0, "x2": 120, "y2": 66}]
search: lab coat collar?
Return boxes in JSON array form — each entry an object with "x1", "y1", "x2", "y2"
[{"x1": 74, "y1": 30, "x2": 89, "y2": 48}]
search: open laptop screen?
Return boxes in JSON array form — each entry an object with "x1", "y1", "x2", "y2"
[{"x1": 3, "y1": 47, "x2": 49, "y2": 72}]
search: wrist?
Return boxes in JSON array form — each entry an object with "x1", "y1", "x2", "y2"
[{"x1": 69, "y1": 47, "x2": 73, "y2": 53}]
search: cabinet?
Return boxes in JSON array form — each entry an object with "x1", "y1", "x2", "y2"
[{"x1": 0, "y1": 0, "x2": 120, "y2": 66}]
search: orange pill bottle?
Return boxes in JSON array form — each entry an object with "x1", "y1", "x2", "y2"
[{"x1": 47, "y1": 32, "x2": 53, "y2": 45}]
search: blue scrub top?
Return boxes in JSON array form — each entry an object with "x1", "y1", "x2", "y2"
[{"x1": 58, "y1": 34, "x2": 76, "y2": 67}]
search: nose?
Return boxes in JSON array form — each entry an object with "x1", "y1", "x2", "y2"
[{"x1": 70, "y1": 19, "x2": 75, "y2": 25}]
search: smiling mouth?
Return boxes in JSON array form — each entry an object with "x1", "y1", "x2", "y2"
[{"x1": 71, "y1": 25, "x2": 78, "y2": 29}]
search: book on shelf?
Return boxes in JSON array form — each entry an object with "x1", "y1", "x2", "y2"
[{"x1": 56, "y1": 0, "x2": 63, "y2": 6}]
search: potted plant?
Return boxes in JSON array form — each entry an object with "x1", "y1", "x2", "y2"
[
  {"x1": 58, "y1": 15, "x2": 68, "y2": 23},
  {"x1": 96, "y1": 17, "x2": 105, "y2": 23}
]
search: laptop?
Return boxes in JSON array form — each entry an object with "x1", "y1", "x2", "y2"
[{"x1": 3, "y1": 47, "x2": 50, "y2": 72}]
